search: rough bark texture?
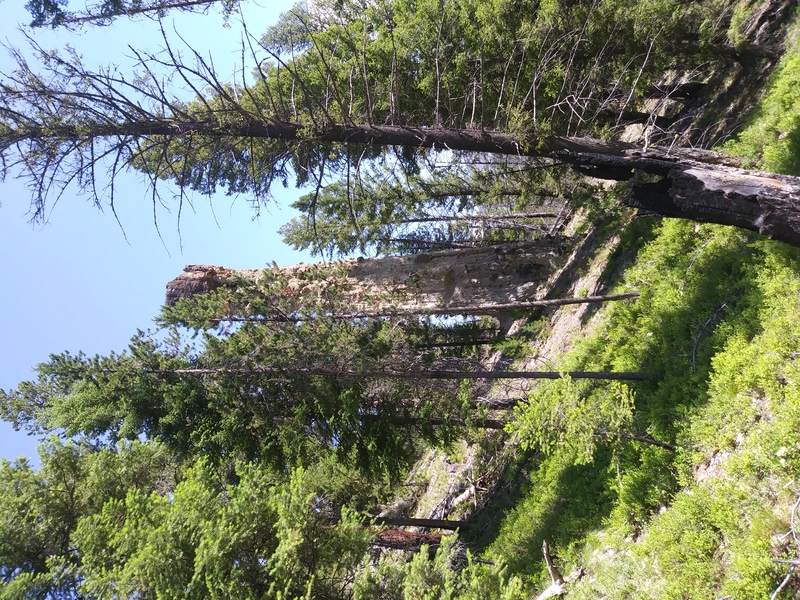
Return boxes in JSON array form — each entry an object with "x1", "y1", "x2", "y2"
[
  {"x1": 547, "y1": 144, "x2": 800, "y2": 246},
  {"x1": 18, "y1": 105, "x2": 800, "y2": 244},
  {"x1": 373, "y1": 529, "x2": 444, "y2": 551},
  {"x1": 200, "y1": 292, "x2": 639, "y2": 322},
  {"x1": 623, "y1": 162, "x2": 800, "y2": 246},
  {"x1": 166, "y1": 240, "x2": 565, "y2": 315}
]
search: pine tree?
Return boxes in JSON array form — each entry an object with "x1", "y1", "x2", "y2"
[{"x1": 2, "y1": 0, "x2": 798, "y2": 246}]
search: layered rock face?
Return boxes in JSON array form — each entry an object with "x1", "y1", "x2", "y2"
[{"x1": 165, "y1": 241, "x2": 564, "y2": 316}]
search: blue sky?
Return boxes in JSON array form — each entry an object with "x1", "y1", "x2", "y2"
[{"x1": 0, "y1": 0, "x2": 313, "y2": 465}]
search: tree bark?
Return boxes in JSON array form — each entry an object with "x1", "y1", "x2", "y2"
[
  {"x1": 325, "y1": 515, "x2": 467, "y2": 530},
  {"x1": 141, "y1": 366, "x2": 649, "y2": 381},
  {"x1": 9, "y1": 120, "x2": 743, "y2": 167},
  {"x1": 361, "y1": 413, "x2": 506, "y2": 430},
  {"x1": 622, "y1": 163, "x2": 800, "y2": 247},
  {"x1": 372, "y1": 529, "x2": 444, "y2": 551},
  {"x1": 176, "y1": 291, "x2": 640, "y2": 322},
  {"x1": 374, "y1": 517, "x2": 467, "y2": 530},
  {"x1": 399, "y1": 212, "x2": 560, "y2": 223},
  {"x1": 165, "y1": 240, "x2": 565, "y2": 314},
  {"x1": 12, "y1": 107, "x2": 800, "y2": 245}
]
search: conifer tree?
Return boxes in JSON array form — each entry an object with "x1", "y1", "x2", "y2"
[{"x1": 3, "y1": 0, "x2": 798, "y2": 246}]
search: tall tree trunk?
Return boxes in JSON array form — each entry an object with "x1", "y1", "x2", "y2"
[
  {"x1": 165, "y1": 240, "x2": 565, "y2": 315},
  {"x1": 399, "y1": 212, "x2": 560, "y2": 224},
  {"x1": 141, "y1": 366, "x2": 649, "y2": 381},
  {"x1": 10, "y1": 105, "x2": 800, "y2": 244},
  {"x1": 622, "y1": 164, "x2": 800, "y2": 246}
]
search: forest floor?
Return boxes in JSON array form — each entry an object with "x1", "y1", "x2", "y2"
[{"x1": 382, "y1": 3, "x2": 800, "y2": 597}]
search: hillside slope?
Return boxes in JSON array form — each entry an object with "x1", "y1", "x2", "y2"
[{"x1": 391, "y1": 4, "x2": 800, "y2": 597}]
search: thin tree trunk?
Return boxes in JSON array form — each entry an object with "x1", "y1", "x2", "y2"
[
  {"x1": 325, "y1": 515, "x2": 468, "y2": 530},
  {"x1": 383, "y1": 237, "x2": 480, "y2": 250},
  {"x1": 414, "y1": 339, "x2": 496, "y2": 348},
  {"x1": 202, "y1": 292, "x2": 639, "y2": 322},
  {"x1": 374, "y1": 517, "x2": 468, "y2": 530},
  {"x1": 372, "y1": 529, "x2": 444, "y2": 551},
  {"x1": 399, "y1": 212, "x2": 560, "y2": 224},
  {"x1": 140, "y1": 366, "x2": 649, "y2": 381},
  {"x1": 361, "y1": 413, "x2": 506, "y2": 430}
]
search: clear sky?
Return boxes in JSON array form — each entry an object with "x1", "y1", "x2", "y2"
[{"x1": 0, "y1": 0, "x2": 312, "y2": 466}]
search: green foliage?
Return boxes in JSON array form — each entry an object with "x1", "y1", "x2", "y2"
[
  {"x1": 492, "y1": 317, "x2": 550, "y2": 359},
  {"x1": 4, "y1": 2, "x2": 798, "y2": 597},
  {"x1": 485, "y1": 446, "x2": 615, "y2": 587},
  {"x1": 352, "y1": 536, "x2": 526, "y2": 600},
  {"x1": 2, "y1": 264, "x2": 497, "y2": 478},
  {"x1": 485, "y1": 219, "x2": 800, "y2": 596},
  {"x1": 0, "y1": 440, "x2": 175, "y2": 598},
  {"x1": 723, "y1": 27, "x2": 800, "y2": 175},
  {"x1": 726, "y1": 0, "x2": 761, "y2": 49},
  {"x1": 278, "y1": 160, "x2": 565, "y2": 258},
  {"x1": 634, "y1": 479, "x2": 786, "y2": 599},
  {"x1": 515, "y1": 378, "x2": 635, "y2": 464},
  {"x1": 0, "y1": 441, "x2": 385, "y2": 599},
  {"x1": 75, "y1": 463, "x2": 373, "y2": 599},
  {"x1": 26, "y1": 0, "x2": 238, "y2": 29}
]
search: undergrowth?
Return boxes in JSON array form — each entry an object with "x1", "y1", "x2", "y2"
[
  {"x1": 481, "y1": 219, "x2": 800, "y2": 598},
  {"x1": 722, "y1": 9, "x2": 800, "y2": 174}
]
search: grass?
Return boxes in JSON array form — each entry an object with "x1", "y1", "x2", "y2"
[
  {"x1": 448, "y1": 7, "x2": 800, "y2": 596},
  {"x1": 722, "y1": 11, "x2": 800, "y2": 174},
  {"x1": 477, "y1": 217, "x2": 800, "y2": 598}
]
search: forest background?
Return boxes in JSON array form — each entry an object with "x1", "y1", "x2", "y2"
[
  {"x1": 0, "y1": 0, "x2": 308, "y2": 465},
  {"x1": 2, "y1": 0, "x2": 800, "y2": 598}
]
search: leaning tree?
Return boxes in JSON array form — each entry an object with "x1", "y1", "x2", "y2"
[{"x1": 1, "y1": 0, "x2": 797, "y2": 246}]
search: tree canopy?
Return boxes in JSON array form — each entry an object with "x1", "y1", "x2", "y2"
[
  {"x1": 25, "y1": 0, "x2": 240, "y2": 28},
  {"x1": 3, "y1": 0, "x2": 800, "y2": 597},
  {"x1": 6, "y1": 0, "x2": 788, "y2": 239}
]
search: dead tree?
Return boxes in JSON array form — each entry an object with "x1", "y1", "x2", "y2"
[{"x1": 165, "y1": 241, "x2": 565, "y2": 316}]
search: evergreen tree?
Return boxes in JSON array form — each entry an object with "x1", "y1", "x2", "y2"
[
  {"x1": 279, "y1": 158, "x2": 574, "y2": 258},
  {"x1": 3, "y1": 0, "x2": 798, "y2": 246},
  {"x1": 0, "y1": 439, "x2": 176, "y2": 597},
  {"x1": 25, "y1": 0, "x2": 237, "y2": 28}
]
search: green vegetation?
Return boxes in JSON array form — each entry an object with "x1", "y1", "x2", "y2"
[
  {"x1": 479, "y1": 220, "x2": 800, "y2": 596},
  {"x1": 3, "y1": 0, "x2": 800, "y2": 597},
  {"x1": 723, "y1": 16, "x2": 800, "y2": 174}
]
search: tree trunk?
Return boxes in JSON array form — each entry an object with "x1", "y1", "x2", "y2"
[
  {"x1": 361, "y1": 413, "x2": 506, "y2": 430},
  {"x1": 13, "y1": 106, "x2": 800, "y2": 245},
  {"x1": 373, "y1": 529, "x2": 444, "y2": 551},
  {"x1": 383, "y1": 237, "x2": 480, "y2": 250},
  {"x1": 621, "y1": 162, "x2": 800, "y2": 246},
  {"x1": 399, "y1": 212, "x2": 560, "y2": 224},
  {"x1": 141, "y1": 366, "x2": 649, "y2": 381},
  {"x1": 178, "y1": 292, "x2": 639, "y2": 322},
  {"x1": 165, "y1": 240, "x2": 565, "y2": 315},
  {"x1": 374, "y1": 517, "x2": 467, "y2": 530},
  {"x1": 325, "y1": 515, "x2": 467, "y2": 530}
]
